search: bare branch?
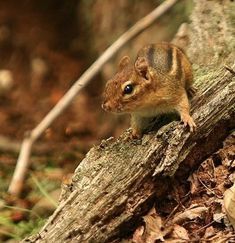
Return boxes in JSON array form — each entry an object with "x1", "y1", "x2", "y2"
[
  {"x1": 22, "y1": 1, "x2": 235, "y2": 241},
  {"x1": 0, "y1": 135, "x2": 56, "y2": 154},
  {"x1": 8, "y1": 0, "x2": 179, "y2": 196},
  {"x1": 0, "y1": 135, "x2": 20, "y2": 153}
]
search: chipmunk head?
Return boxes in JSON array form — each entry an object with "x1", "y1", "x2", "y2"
[{"x1": 102, "y1": 55, "x2": 154, "y2": 113}]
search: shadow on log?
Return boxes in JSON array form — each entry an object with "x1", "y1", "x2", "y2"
[{"x1": 24, "y1": 0, "x2": 235, "y2": 242}]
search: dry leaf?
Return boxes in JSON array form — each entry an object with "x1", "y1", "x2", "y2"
[
  {"x1": 171, "y1": 224, "x2": 189, "y2": 241},
  {"x1": 213, "y1": 212, "x2": 226, "y2": 224},
  {"x1": 202, "y1": 231, "x2": 235, "y2": 243},
  {"x1": 203, "y1": 226, "x2": 216, "y2": 239},
  {"x1": 132, "y1": 226, "x2": 145, "y2": 243},
  {"x1": 224, "y1": 182, "x2": 235, "y2": 230},
  {"x1": 172, "y1": 205, "x2": 208, "y2": 224},
  {"x1": 132, "y1": 207, "x2": 172, "y2": 243},
  {"x1": 142, "y1": 209, "x2": 166, "y2": 242},
  {"x1": 188, "y1": 173, "x2": 200, "y2": 194},
  {"x1": 164, "y1": 240, "x2": 186, "y2": 243}
]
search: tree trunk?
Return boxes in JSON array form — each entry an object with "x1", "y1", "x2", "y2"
[{"x1": 24, "y1": 1, "x2": 235, "y2": 242}]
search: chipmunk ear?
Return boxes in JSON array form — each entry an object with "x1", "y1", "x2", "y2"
[
  {"x1": 118, "y1": 56, "x2": 131, "y2": 71},
  {"x1": 135, "y1": 56, "x2": 149, "y2": 80}
]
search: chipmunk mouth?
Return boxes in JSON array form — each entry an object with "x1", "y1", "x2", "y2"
[
  {"x1": 112, "y1": 106, "x2": 124, "y2": 113},
  {"x1": 101, "y1": 103, "x2": 109, "y2": 111},
  {"x1": 102, "y1": 101, "x2": 123, "y2": 113}
]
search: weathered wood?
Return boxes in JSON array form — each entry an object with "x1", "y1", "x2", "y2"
[{"x1": 24, "y1": 1, "x2": 235, "y2": 242}]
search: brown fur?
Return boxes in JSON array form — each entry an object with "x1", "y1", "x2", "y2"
[{"x1": 102, "y1": 42, "x2": 196, "y2": 138}]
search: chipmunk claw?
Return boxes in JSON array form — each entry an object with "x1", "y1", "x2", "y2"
[{"x1": 181, "y1": 115, "x2": 196, "y2": 132}]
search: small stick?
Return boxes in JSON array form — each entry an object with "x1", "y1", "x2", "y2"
[
  {"x1": 8, "y1": 0, "x2": 178, "y2": 196},
  {"x1": 0, "y1": 135, "x2": 59, "y2": 154},
  {"x1": 224, "y1": 65, "x2": 235, "y2": 76},
  {"x1": 0, "y1": 135, "x2": 21, "y2": 153}
]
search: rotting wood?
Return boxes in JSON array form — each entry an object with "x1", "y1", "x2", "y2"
[
  {"x1": 23, "y1": 0, "x2": 235, "y2": 242},
  {"x1": 8, "y1": 0, "x2": 179, "y2": 197}
]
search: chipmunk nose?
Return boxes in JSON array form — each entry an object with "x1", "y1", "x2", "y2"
[{"x1": 102, "y1": 101, "x2": 111, "y2": 111}]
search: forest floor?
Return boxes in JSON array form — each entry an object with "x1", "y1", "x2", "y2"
[
  {"x1": 0, "y1": 1, "x2": 234, "y2": 242},
  {"x1": 128, "y1": 131, "x2": 235, "y2": 243},
  {"x1": 0, "y1": 1, "x2": 127, "y2": 241}
]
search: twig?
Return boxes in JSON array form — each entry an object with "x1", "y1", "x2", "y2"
[
  {"x1": 0, "y1": 135, "x2": 58, "y2": 154},
  {"x1": 197, "y1": 163, "x2": 223, "y2": 199},
  {"x1": 224, "y1": 65, "x2": 235, "y2": 76},
  {"x1": 8, "y1": 0, "x2": 178, "y2": 196},
  {"x1": 0, "y1": 135, "x2": 20, "y2": 153}
]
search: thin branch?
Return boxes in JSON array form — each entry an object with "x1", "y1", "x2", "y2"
[
  {"x1": 0, "y1": 135, "x2": 21, "y2": 153},
  {"x1": 8, "y1": 0, "x2": 178, "y2": 196},
  {"x1": 224, "y1": 65, "x2": 235, "y2": 76},
  {"x1": 0, "y1": 135, "x2": 58, "y2": 154}
]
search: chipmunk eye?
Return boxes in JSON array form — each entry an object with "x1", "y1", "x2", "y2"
[{"x1": 123, "y1": 84, "x2": 133, "y2": 95}]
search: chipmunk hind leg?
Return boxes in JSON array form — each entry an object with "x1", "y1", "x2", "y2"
[{"x1": 180, "y1": 52, "x2": 196, "y2": 98}]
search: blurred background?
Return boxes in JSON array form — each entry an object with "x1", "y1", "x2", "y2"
[{"x1": 0, "y1": 0, "x2": 192, "y2": 241}]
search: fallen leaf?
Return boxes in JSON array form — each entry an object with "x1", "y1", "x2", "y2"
[
  {"x1": 202, "y1": 231, "x2": 235, "y2": 243},
  {"x1": 224, "y1": 182, "x2": 235, "y2": 230},
  {"x1": 132, "y1": 226, "x2": 145, "y2": 243},
  {"x1": 143, "y1": 209, "x2": 166, "y2": 242},
  {"x1": 203, "y1": 226, "x2": 216, "y2": 239},
  {"x1": 188, "y1": 173, "x2": 200, "y2": 194},
  {"x1": 164, "y1": 240, "x2": 186, "y2": 243},
  {"x1": 171, "y1": 224, "x2": 189, "y2": 241},
  {"x1": 11, "y1": 210, "x2": 24, "y2": 222},
  {"x1": 132, "y1": 207, "x2": 172, "y2": 243},
  {"x1": 213, "y1": 212, "x2": 226, "y2": 224},
  {"x1": 223, "y1": 131, "x2": 235, "y2": 147},
  {"x1": 172, "y1": 205, "x2": 208, "y2": 224}
]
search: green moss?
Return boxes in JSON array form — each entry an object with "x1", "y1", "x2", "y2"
[
  {"x1": 193, "y1": 65, "x2": 220, "y2": 86},
  {"x1": 15, "y1": 218, "x2": 46, "y2": 240},
  {"x1": 0, "y1": 213, "x2": 45, "y2": 241}
]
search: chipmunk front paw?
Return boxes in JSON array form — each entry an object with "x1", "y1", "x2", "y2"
[
  {"x1": 131, "y1": 128, "x2": 143, "y2": 139},
  {"x1": 181, "y1": 114, "x2": 196, "y2": 132}
]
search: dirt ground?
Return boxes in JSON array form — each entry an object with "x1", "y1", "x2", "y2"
[
  {"x1": 0, "y1": 1, "x2": 124, "y2": 240},
  {"x1": 0, "y1": 1, "x2": 234, "y2": 242}
]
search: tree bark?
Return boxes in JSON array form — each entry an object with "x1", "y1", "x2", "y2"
[{"x1": 24, "y1": 1, "x2": 235, "y2": 242}]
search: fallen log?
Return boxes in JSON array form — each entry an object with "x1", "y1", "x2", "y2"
[{"x1": 24, "y1": 0, "x2": 235, "y2": 242}]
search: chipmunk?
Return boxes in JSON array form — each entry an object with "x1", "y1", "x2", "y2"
[{"x1": 102, "y1": 42, "x2": 196, "y2": 138}]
